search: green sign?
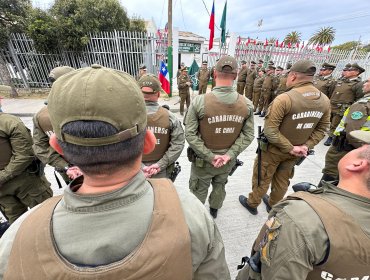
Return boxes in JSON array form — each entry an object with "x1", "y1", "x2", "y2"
[{"x1": 179, "y1": 42, "x2": 201, "y2": 54}]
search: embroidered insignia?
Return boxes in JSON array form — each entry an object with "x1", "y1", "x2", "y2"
[{"x1": 351, "y1": 111, "x2": 364, "y2": 120}]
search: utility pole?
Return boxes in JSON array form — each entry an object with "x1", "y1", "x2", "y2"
[{"x1": 167, "y1": 0, "x2": 173, "y2": 97}]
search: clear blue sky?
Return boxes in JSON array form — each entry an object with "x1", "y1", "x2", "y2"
[{"x1": 32, "y1": 0, "x2": 370, "y2": 46}]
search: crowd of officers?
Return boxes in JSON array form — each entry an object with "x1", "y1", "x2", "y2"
[{"x1": 0, "y1": 55, "x2": 369, "y2": 279}]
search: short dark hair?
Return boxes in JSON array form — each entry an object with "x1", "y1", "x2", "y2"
[{"x1": 59, "y1": 121, "x2": 145, "y2": 175}]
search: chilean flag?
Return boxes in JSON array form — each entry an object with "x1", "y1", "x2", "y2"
[
  {"x1": 208, "y1": 0, "x2": 215, "y2": 50},
  {"x1": 159, "y1": 61, "x2": 170, "y2": 95}
]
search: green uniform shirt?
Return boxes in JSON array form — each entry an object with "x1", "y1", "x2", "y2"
[
  {"x1": 32, "y1": 111, "x2": 69, "y2": 171},
  {"x1": 264, "y1": 82, "x2": 331, "y2": 153},
  {"x1": 145, "y1": 101, "x2": 185, "y2": 170},
  {"x1": 0, "y1": 172, "x2": 231, "y2": 279},
  {"x1": 184, "y1": 86, "x2": 254, "y2": 163},
  {"x1": 240, "y1": 182, "x2": 370, "y2": 279},
  {"x1": 0, "y1": 113, "x2": 34, "y2": 185}
]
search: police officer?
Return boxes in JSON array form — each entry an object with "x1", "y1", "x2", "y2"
[
  {"x1": 138, "y1": 74, "x2": 185, "y2": 179},
  {"x1": 0, "y1": 65, "x2": 231, "y2": 279},
  {"x1": 176, "y1": 62, "x2": 186, "y2": 78},
  {"x1": 239, "y1": 60, "x2": 330, "y2": 215},
  {"x1": 197, "y1": 60, "x2": 211, "y2": 94},
  {"x1": 210, "y1": 58, "x2": 219, "y2": 89},
  {"x1": 256, "y1": 65, "x2": 275, "y2": 117},
  {"x1": 0, "y1": 113, "x2": 52, "y2": 224},
  {"x1": 252, "y1": 68, "x2": 265, "y2": 110},
  {"x1": 245, "y1": 61, "x2": 257, "y2": 100},
  {"x1": 177, "y1": 67, "x2": 191, "y2": 116},
  {"x1": 33, "y1": 66, "x2": 81, "y2": 185},
  {"x1": 236, "y1": 129, "x2": 370, "y2": 279},
  {"x1": 274, "y1": 65, "x2": 290, "y2": 96},
  {"x1": 320, "y1": 76, "x2": 370, "y2": 184},
  {"x1": 272, "y1": 66, "x2": 284, "y2": 101},
  {"x1": 324, "y1": 62, "x2": 364, "y2": 146},
  {"x1": 256, "y1": 59, "x2": 264, "y2": 72},
  {"x1": 313, "y1": 62, "x2": 336, "y2": 98},
  {"x1": 237, "y1": 60, "x2": 248, "y2": 95},
  {"x1": 338, "y1": 63, "x2": 352, "y2": 81},
  {"x1": 136, "y1": 64, "x2": 147, "y2": 81},
  {"x1": 185, "y1": 55, "x2": 254, "y2": 218}
]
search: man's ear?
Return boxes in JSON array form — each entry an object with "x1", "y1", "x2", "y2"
[
  {"x1": 346, "y1": 159, "x2": 368, "y2": 172},
  {"x1": 143, "y1": 130, "x2": 156, "y2": 155},
  {"x1": 49, "y1": 133, "x2": 64, "y2": 155}
]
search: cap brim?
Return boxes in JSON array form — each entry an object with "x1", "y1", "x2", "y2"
[{"x1": 349, "y1": 130, "x2": 370, "y2": 144}]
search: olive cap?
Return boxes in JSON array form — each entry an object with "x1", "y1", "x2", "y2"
[
  {"x1": 138, "y1": 74, "x2": 162, "y2": 93},
  {"x1": 48, "y1": 64, "x2": 147, "y2": 146},
  {"x1": 241, "y1": 60, "x2": 247, "y2": 65},
  {"x1": 215, "y1": 55, "x2": 238, "y2": 73},
  {"x1": 49, "y1": 66, "x2": 74, "y2": 81},
  {"x1": 320, "y1": 62, "x2": 336, "y2": 71},
  {"x1": 349, "y1": 63, "x2": 365, "y2": 74},
  {"x1": 349, "y1": 130, "x2": 370, "y2": 144},
  {"x1": 290, "y1": 60, "x2": 316, "y2": 76},
  {"x1": 139, "y1": 64, "x2": 147, "y2": 70}
]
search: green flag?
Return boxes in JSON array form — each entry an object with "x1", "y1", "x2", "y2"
[
  {"x1": 220, "y1": 1, "x2": 227, "y2": 46},
  {"x1": 188, "y1": 60, "x2": 199, "y2": 90}
]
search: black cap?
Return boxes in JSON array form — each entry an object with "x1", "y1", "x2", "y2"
[
  {"x1": 202, "y1": 60, "x2": 208, "y2": 65},
  {"x1": 276, "y1": 66, "x2": 283, "y2": 71},
  {"x1": 250, "y1": 61, "x2": 256, "y2": 65},
  {"x1": 258, "y1": 59, "x2": 264, "y2": 63},
  {"x1": 268, "y1": 60, "x2": 274, "y2": 66},
  {"x1": 268, "y1": 65, "x2": 276, "y2": 70}
]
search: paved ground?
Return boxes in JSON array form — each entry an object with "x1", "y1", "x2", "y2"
[{"x1": 2, "y1": 96, "x2": 329, "y2": 278}]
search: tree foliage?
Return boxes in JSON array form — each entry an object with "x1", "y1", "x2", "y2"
[
  {"x1": 284, "y1": 31, "x2": 301, "y2": 44},
  {"x1": 0, "y1": 0, "x2": 31, "y2": 47},
  {"x1": 332, "y1": 41, "x2": 370, "y2": 52},
  {"x1": 27, "y1": 0, "x2": 147, "y2": 52},
  {"x1": 26, "y1": 8, "x2": 59, "y2": 53},
  {"x1": 309, "y1": 26, "x2": 336, "y2": 46}
]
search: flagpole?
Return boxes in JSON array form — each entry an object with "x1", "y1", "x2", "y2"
[{"x1": 167, "y1": 0, "x2": 173, "y2": 97}]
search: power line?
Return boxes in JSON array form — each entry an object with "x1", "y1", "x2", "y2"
[
  {"x1": 158, "y1": 0, "x2": 166, "y2": 29},
  {"x1": 200, "y1": 0, "x2": 221, "y2": 31},
  {"x1": 179, "y1": 0, "x2": 188, "y2": 31}
]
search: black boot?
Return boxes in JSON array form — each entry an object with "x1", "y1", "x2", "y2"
[
  {"x1": 259, "y1": 112, "x2": 265, "y2": 117},
  {"x1": 262, "y1": 194, "x2": 272, "y2": 213},
  {"x1": 318, "y1": 173, "x2": 337, "y2": 188},
  {"x1": 210, "y1": 207, "x2": 218, "y2": 219},
  {"x1": 324, "y1": 136, "x2": 333, "y2": 146},
  {"x1": 239, "y1": 195, "x2": 258, "y2": 215}
]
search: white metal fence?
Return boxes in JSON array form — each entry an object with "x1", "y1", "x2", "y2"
[
  {"x1": 1, "y1": 31, "x2": 369, "y2": 89},
  {"x1": 0, "y1": 31, "x2": 168, "y2": 88}
]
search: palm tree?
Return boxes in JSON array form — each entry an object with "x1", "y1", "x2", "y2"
[
  {"x1": 309, "y1": 27, "x2": 336, "y2": 46},
  {"x1": 284, "y1": 31, "x2": 301, "y2": 44}
]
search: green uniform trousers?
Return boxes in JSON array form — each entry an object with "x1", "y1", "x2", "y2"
[
  {"x1": 245, "y1": 84, "x2": 253, "y2": 100},
  {"x1": 329, "y1": 110, "x2": 342, "y2": 136},
  {"x1": 189, "y1": 158, "x2": 236, "y2": 209},
  {"x1": 261, "y1": 92, "x2": 272, "y2": 114},
  {"x1": 248, "y1": 150, "x2": 296, "y2": 207},
  {"x1": 179, "y1": 92, "x2": 190, "y2": 114},
  {"x1": 0, "y1": 172, "x2": 52, "y2": 224},
  {"x1": 237, "y1": 82, "x2": 246, "y2": 95},
  {"x1": 253, "y1": 91, "x2": 261, "y2": 111},
  {"x1": 322, "y1": 145, "x2": 349, "y2": 178},
  {"x1": 198, "y1": 83, "x2": 207, "y2": 94}
]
